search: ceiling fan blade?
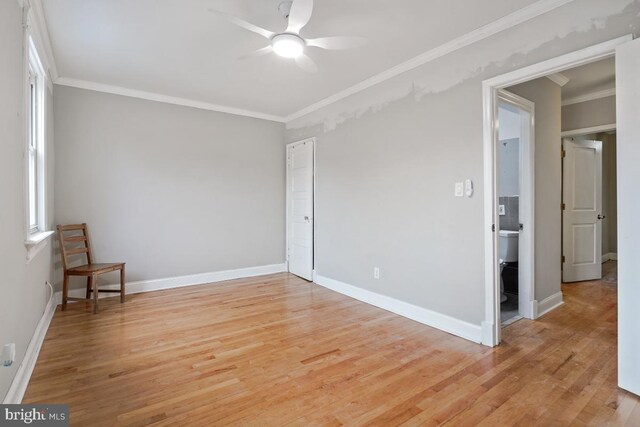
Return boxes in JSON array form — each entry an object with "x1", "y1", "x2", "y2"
[
  {"x1": 238, "y1": 46, "x2": 273, "y2": 61},
  {"x1": 306, "y1": 36, "x2": 367, "y2": 50},
  {"x1": 208, "y1": 9, "x2": 275, "y2": 40},
  {"x1": 295, "y1": 54, "x2": 318, "y2": 73},
  {"x1": 286, "y1": 0, "x2": 313, "y2": 34}
]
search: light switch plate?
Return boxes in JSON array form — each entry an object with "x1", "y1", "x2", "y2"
[
  {"x1": 455, "y1": 182, "x2": 464, "y2": 197},
  {"x1": 499, "y1": 205, "x2": 506, "y2": 215},
  {"x1": 465, "y1": 179, "x2": 474, "y2": 197}
]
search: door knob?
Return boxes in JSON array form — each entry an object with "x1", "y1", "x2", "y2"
[
  {"x1": 304, "y1": 216, "x2": 311, "y2": 221},
  {"x1": 597, "y1": 214, "x2": 606, "y2": 220}
]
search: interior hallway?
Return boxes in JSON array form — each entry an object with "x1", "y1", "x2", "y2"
[{"x1": 23, "y1": 262, "x2": 640, "y2": 426}]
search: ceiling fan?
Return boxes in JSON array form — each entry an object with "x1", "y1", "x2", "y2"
[{"x1": 208, "y1": 0, "x2": 366, "y2": 73}]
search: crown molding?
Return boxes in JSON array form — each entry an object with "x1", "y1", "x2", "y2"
[
  {"x1": 546, "y1": 72, "x2": 570, "y2": 87},
  {"x1": 26, "y1": 0, "x2": 59, "y2": 82},
  {"x1": 55, "y1": 77, "x2": 287, "y2": 123},
  {"x1": 285, "y1": 0, "x2": 576, "y2": 123},
  {"x1": 561, "y1": 87, "x2": 616, "y2": 106}
]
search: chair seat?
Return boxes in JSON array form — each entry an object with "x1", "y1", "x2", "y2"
[{"x1": 67, "y1": 262, "x2": 125, "y2": 275}]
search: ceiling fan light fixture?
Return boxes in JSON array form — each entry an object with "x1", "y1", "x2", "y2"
[{"x1": 272, "y1": 34, "x2": 304, "y2": 58}]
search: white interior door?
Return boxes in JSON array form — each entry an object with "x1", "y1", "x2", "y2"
[
  {"x1": 562, "y1": 138, "x2": 603, "y2": 282},
  {"x1": 616, "y1": 35, "x2": 640, "y2": 397},
  {"x1": 287, "y1": 139, "x2": 314, "y2": 281}
]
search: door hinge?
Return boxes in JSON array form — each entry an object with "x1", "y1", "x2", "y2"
[
  {"x1": 562, "y1": 255, "x2": 566, "y2": 263},
  {"x1": 492, "y1": 224, "x2": 496, "y2": 232},
  {"x1": 561, "y1": 203, "x2": 566, "y2": 210},
  {"x1": 561, "y1": 149, "x2": 566, "y2": 158}
]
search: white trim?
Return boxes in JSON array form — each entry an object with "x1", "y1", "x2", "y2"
[
  {"x1": 602, "y1": 252, "x2": 618, "y2": 262},
  {"x1": 533, "y1": 291, "x2": 564, "y2": 319},
  {"x1": 285, "y1": 138, "x2": 316, "y2": 281},
  {"x1": 314, "y1": 275, "x2": 482, "y2": 344},
  {"x1": 29, "y1": 0, "x2": 58, "y2": 83},
  {"x1": 60, "y1": 263, "x2": 287, "y2": 301},
  {"x1": 546, "y1": 73, "x2": 570, "y2": 87},
  {"x1": 285, "y1": 0, "x2": 577, "y2": 122},
  {"x1": 24, "y1": 230, "x2": 54, "y2": 262},
  {"x1": 497, "y1": 90, "x2": 536, "y2": 321},
  {"x1": 3, "y1": 283, "x2": 56, "y2": 404},
  {"x1": 483, "y1": 35, "x2": 630, "y2": 89},
  {"x1": 482, "y1": 35, "x2": 631, "y2": 347},
  {"x1": 54, "y1": 77, "x2": 287, "y2": 123},
  {"x1": 561, "y1": 123, "x2": 616, "y2": 137},
  {"x1": 562, "y1": 88, "x2": 616, "y2": 106}
]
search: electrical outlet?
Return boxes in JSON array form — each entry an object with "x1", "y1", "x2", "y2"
[
  {"x1": 2, "y1": 343, "x2": 15, "y2": 367},
  {"x1": 499, "y1": 205, "x2": 506, "y2": 215},
  {"x1": 373, "y1": 267, "x2": 380, "y2": 279}
]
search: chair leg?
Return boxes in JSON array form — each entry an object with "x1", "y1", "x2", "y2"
[
  {"x1": 120, "y1": 266, "x2": 125, "y2": 304},
  {"x1": 86, "y1": 276, "x2": 92, "y2": 299},
  {"x1": 62, "y1": 273, "x2": 69, "y2": 311},
  {"x1": 92, "y1": 273, "x2": 99, "y2": 314}
]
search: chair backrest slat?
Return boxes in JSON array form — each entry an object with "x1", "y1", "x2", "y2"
[
  {"x1": 57, "y1": 223, "x2": 94, "y2": 270},
  {"x1": 63, "y1": 235, "x2": 87, "y2": 243}
]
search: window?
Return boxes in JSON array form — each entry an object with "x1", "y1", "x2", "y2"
[{"x1": 26, "y1": 36, "x2": 47, "y2": 238}]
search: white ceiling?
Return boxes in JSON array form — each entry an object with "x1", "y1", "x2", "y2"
[
  {"x1": 43, "y1": 0, "x2": 541, "y2": 119},
  {"x1": 561, "y1": 57, "x2": 616, "y2": 100}
]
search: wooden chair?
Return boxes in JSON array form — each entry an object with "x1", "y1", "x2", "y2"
[{"x1": 57, "y1": 223, "x2": 125, "y2": 314}]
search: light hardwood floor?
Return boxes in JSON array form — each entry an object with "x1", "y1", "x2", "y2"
[{"x1": 24, "y1": 262, "x2": 640, "y2": 426}]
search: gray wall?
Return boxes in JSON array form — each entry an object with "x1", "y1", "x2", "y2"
[
  {"x1": 285, "y1": 0, "x2": 639, "y2": 326},
  {"x1": 562, "y1": 96, "x2": 616, "y2": 132},
  {"x1": 54, "y1": 86, "x2": 286, "y2": 287},
  {"x1": 0, "y1": 1, "x2": 56, "y2": 400},
  {"x1": 508, "y1": 78, "x2": 562, "y2": 302}
]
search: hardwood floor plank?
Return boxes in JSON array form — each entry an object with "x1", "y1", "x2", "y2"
[{"x1": 23, "y1": 263, "x2": 640, "y2": 426}]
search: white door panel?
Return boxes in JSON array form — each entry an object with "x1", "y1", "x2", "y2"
[
  {"x1": 562, "y1": 138, "x2": 602, "y2": 282},
  {"x1": 287, "y1": 140, "x2": 314, "y2": 281},
  {"x1": 616, "y1": 34, "x2": 640, "y2": 397}
]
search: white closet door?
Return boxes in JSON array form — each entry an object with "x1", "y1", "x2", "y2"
[
  {"x1": 562, "y1": 138, "x2": 602, "y2": 282},
  {"x1": 287, "y1": 140, "x2": 314, "y2": 281}
]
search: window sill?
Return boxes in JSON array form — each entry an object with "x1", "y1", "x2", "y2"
[{"x1": 25, "y1": 230, "x2": 54, "y2": 263}]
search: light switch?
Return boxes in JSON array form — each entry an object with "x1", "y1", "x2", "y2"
[
  {"x1": 455, "y1": 182, "x2": 464, "y2": 197},
  {"x1": 465, "y1": 179, "x2": 474, "y2": 197},
  {"x1": 499, "y1": 205, "x2": 506, "y2": 215}
]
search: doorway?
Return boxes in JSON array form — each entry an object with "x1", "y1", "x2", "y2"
[
  {"x1": 496, "y1": 91, "x2": 535, "y2": 326},
  {"x1": 286, "y1": 138, "x2": 315, "y2": 281},
  {"x1": 481, "y1": 34, "x2": 632, "y2": 347}
]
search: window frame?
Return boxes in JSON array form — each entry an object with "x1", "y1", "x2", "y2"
[{"x1": 24, "y1": 34, "x2": 51, "y2": 250}]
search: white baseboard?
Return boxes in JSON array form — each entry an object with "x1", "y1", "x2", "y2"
[
  {"x1": 58, "y1": 263, "x2": 287, "y2": 301},
  {"x1": 314, "y1": 275, "x2": 482, "y2": 344},
  {"x1": 3, "y1": 284, "x2": 57, "y2": 404},
  {"x1": 534, "y1": 291, "x2": 564, "y2": 319},
  {"x1": 602, "y1": 252, "x2": 618, "y2": 262}
]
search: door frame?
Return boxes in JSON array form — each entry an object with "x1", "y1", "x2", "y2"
[
  {"x1": 497, "y1": 90, "x2": 535, "y2": 323},
  {"x1": 285, "y1": 137, "x2": 316, "y2": 279},
  {"x1": 481, "y1": 34, "x2": 632, "y2": 347}
]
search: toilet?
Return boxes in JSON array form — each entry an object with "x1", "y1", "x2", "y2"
[{"x1": 499, "y1": 230, "x2": 519, "y2": 303}]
